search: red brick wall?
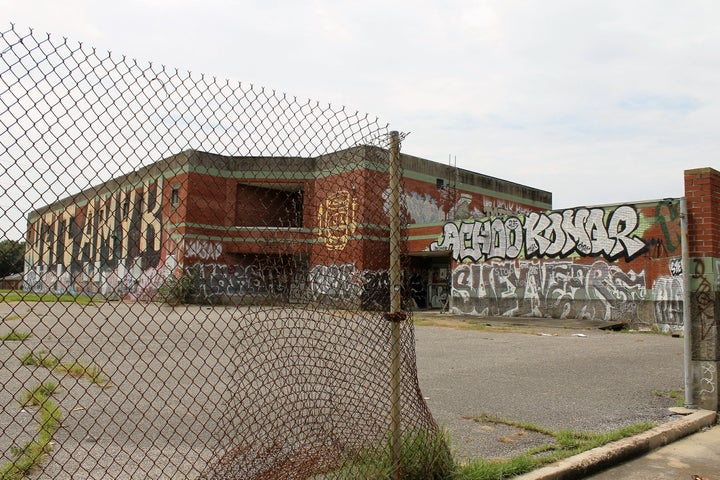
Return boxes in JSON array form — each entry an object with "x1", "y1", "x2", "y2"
[{"x1": 685, "y1": 168, "x2": 720, "y2": 258}]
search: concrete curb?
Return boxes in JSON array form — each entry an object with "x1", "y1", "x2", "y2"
[{"x1": 513, "y1": 409, "x2": 717, "y2": 480}]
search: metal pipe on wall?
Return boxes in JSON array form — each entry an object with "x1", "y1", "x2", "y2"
[{"x1": 680, "y1": 196, "x2": 696, "y2": 409}]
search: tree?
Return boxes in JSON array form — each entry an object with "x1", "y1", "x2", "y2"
[{"x1": 0, "y1": 239, "x2": 25, "y2": 278}]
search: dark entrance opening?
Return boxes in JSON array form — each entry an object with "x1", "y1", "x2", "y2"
[{"x1": 408, "y1": 253, "x2": 451, "y2": 311}]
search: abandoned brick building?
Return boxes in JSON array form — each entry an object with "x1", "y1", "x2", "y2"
[{"x1": 24, "y1": 146, "x2": 550, "y2": 307}]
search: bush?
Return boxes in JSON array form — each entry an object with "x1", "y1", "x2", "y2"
[{"x1": 158, "y1": 273, "x2": 194, "y2": 305}]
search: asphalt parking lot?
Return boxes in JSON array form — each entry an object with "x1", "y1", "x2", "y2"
[
  {"x1": 0, "y1": 303, "x2": 684, "y2": 478},
  {"x1": 414, "y1": 314, "x2": 684, "y2": 460}
]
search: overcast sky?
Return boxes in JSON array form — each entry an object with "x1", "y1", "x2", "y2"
[{"x1": 3, "y1": 0, "x2": 719, "y2": 210}]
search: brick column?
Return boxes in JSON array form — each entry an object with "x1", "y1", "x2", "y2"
[{"x1": 684, "y1": 167, "x2": 720, "y2": 411}]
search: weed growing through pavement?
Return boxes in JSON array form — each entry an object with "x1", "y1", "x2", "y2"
[
  {"x1": 56, "y1": 360, "x2": 107, "y2": 385},
  {"x1": 652, "y1": 388, "x2": 685, "y2": 408},
  {"x1": 1, "y1": 329, "x2": 32, "y2": 341},
  {"x1": 5, "y1": 349, "x2": 110, "y2": 477},
  {"x1": 453, "y1": 414, "x2": 655, "y2": 480},
  {"x1": 1, "y1": 382, "x2": 63, "y2": 479},
  {"x1": 18, "y1": 381, "x2": 59, "y2": 407},
  {"x1": 21, "y1": 348, "x2": 109, "y2": 386},
  {"x1": 324, "y1": 428, "x2": 455, "y2": 479},
  {"x1": 20, "y1": 349, "x2": 61, "y2": 369}
]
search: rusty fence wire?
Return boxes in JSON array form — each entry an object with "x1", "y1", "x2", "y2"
[{"x1": 0, "y1": 24, "x2": 451, "y2": 479}]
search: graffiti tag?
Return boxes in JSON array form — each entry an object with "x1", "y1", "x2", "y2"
[{"x1": 430, "y1": 206, "x2": 647, "y2": 262}]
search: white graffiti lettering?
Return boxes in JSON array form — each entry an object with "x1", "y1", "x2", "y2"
[
  {"x1": 451, "y1": 260, "x2": 647, "y2": 321},
  {"x1": 669, "y1": 257, "x2": 683, "y2": 276},
  {"x1": 430, "y1": 206, "x2": 647, "y2": 261},
  {"x1": 652, "y1": 275, "x2": 684, "y2": 329},
  {"x1": 185, "y1": 240, "x2": 222, "y2": 260}
]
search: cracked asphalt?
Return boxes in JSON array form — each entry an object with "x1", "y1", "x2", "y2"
[{"x1": 0, "y1": 303, "x2": 684, "y2": 477}]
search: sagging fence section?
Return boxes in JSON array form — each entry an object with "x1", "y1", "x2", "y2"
[{"x1": 1, "y1": 24, "x2": 448, "y2": 479}]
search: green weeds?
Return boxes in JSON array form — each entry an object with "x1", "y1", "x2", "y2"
[
  {"x1": 1, "y1": 383, "x2": 63, "y2": 479},
  {"x1": 21, "y1": 349, "x2": 109, "y2": 385},
  {"x1": 453, "y1": 414, "x2": 655, "y2": 480},
  {"x1": 652, "y1": 389, "x2": 685, "y2": 407},
  {"x1": 20, "y1": 350, "x2": 61, "y2": 369},
  {"x1": 0, "y1": 289, "x2": 98, "y2": 305},
  {"x1": 56, "y1": 360, "x2": 107, "y2": 385},
  {"x1": 3, "y1": 348, "x2": 110, "y2": 478},
  {"x1": 319, "y1": 415, "x2": 654, "y2": 480},
  {"x1": 326, "y1": 429, "x2": 455, "y2": 479},
  {"x1": 0, "y1": 330, "x2": 31, "y2": 341},
  {"x1": 18, "y1": 381, "x2": 58, "y2": 407}
]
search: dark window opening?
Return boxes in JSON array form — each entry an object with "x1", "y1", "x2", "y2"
[{"x1": 235, "y1": 184, "x2": 304, "y2": 228}]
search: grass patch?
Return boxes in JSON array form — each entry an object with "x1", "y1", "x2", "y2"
[
  {"x1": 0, "y1": 289, "x2": 98, "y2": 305},
  {"x1": 321, "y1": 417, "x2": 654, "y2": 480},
  {"x1": 652, "y1": 388, "x2": 685, "y2": 407},
  {"x1": 56, "y1": 360, "x2": 107, "y2": 385},
  {"x1": 18, "y1": 381, "x2": 58, "y2": 407},
  {"x1": 325, "y1": 429, "x2": 455, "y2": 479},
  {"x1": 21, "y1": 349, "x2": 109, "y2": 386},
  {"x1": 1, "y1": 330, "x2": 32, "y2": 341},
  {"x1": 1, "y1": 383, "x2": 63, "y2": 479},
  {"x1": 454, "y1": 414, "x2": 655, "y2": 479},
  {"x1": 20, "y1": 349, "x2": 62, "y2": 369}
]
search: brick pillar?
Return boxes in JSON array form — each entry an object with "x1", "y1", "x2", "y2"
[{"x1": 684, "y1": 167, "x2": 720, "y2": 411}]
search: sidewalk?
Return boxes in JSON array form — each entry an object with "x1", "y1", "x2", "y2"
[
  {"x1": 586, "y1": 422, "x2": 720, "y2": 480},
  {"x1": 514, "y1": 409, "x2": 718, "y2": 480}
]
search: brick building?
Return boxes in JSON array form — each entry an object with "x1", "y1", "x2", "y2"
[{"x1": 24, "y1": 146, "x2": 550, "y2": 307}]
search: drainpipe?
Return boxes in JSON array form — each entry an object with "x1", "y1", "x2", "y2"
[{"x1": 680, "y1": 197, "x2": 696, "y2": 409}]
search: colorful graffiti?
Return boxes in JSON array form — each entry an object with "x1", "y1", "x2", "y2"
[
  {"x1": 451, "y1": 260, "x2": 647, "y2": 321},
  {"x1": 23, "y1": 261, "x2": 172, "y2": 300},
  {"x1": 430, "y1": 205, "x2": 648, "y2": 262},
  {"x1": 26, "y1": 178, "x2": 164, "y2": 293}
]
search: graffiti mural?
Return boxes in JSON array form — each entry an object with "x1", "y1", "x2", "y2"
[
  {"x1": 308, "y1": 264, "x2": 362, "y2": 300},
  {"x1": 318, "y1": 190, "x2": 357, "y2": 250},
  {"x1": 655, "y1": 201, "x2": 682, "y2": 254},
  {"x1": 692, "y1": 258, "x2": 717, "y2": 341},
  {"x1": 188, "y1": 263, "x2": 292, "y2": 301},
  {"x1": 428, "y1": 199, "x2": 687, "y2": 327},
  {"x1": 430, "y1": 205, "x2": 648, "y2": 262},
  {"x1": 451, "y1": 260, "x2": 647, "y2": 321},
  {"x1": 307, "y1": 263, "x2": 390, "y2": 310},
  {"x1": 404, "y1": 192, "x2": 445, "y2": 224},
  {"x1": 653, "y1": 275, "x2": 683, "y2": 329},
  {"x1": 25, "y1": 179, "x2": 165, "y2": 296},
  {"x1": 185, "y1": 262, "x2": 391, "y2": 309},
  {"x1": 25, "y1": 178, "x2": 164, "y2": 293}
]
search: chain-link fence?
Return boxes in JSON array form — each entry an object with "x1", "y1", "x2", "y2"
[{"x1": 0, "y1": 24, "x2": 450, "y2": 479}]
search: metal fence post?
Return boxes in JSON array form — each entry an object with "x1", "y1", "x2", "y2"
[{"x1": 388, "y1": 130, "x2": 403, "y2": 478}]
